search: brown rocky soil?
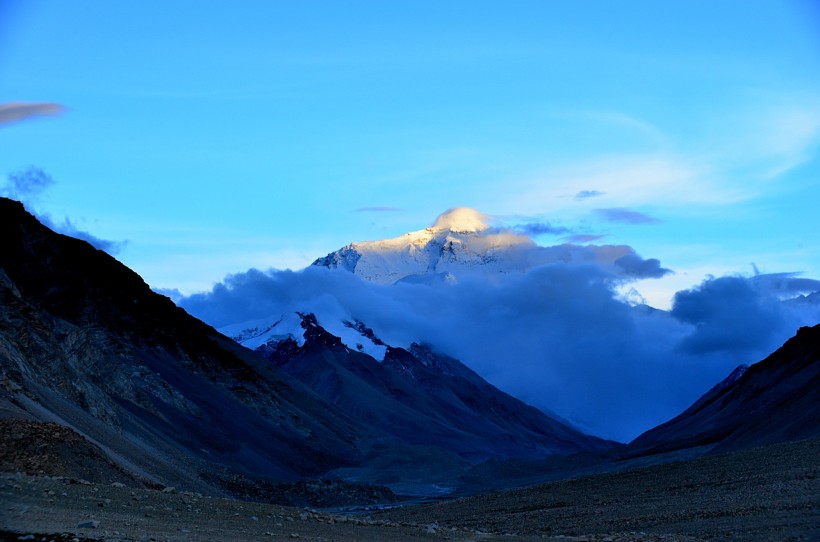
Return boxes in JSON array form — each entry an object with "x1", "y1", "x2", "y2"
[{"x1": 0, "y1": 420, "x2": 141, "y2": 487}]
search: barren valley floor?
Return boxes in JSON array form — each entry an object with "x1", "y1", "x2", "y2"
[{"x1": 2, "y1": 438, "x2": 818, "y2": 542}]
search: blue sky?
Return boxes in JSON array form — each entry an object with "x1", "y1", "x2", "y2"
[{"x1": 2, "y1": 0, "x2": 819, "y2": 307}]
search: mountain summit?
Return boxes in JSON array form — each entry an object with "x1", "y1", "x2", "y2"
[
  {"x1": 313, "y1": 207, "x2": 670, "y2": 284},
  {"x1": 0, "y1": 197, "x2": 613, "y2": 496},
  {"x1": 430, "y1": 207, "x2": 491, "y2": 232},
  {"x1": 312, "y1": 207, "x2": 533, "y2": 284}
]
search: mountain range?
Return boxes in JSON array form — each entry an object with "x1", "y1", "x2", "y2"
[
  {"x1": 1, "y1": 196, "x2": 818, "y2": 502},
  {"x1": 0, "y1": 197, "x2": 609, "y2": 497}
]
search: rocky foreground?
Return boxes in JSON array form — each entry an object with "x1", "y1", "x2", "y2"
[
  {"x1": 2, "y1": 437, "x2": 818, "y2": 542},
  {"x1": 377, "y1": 437, "x2": 820, "y2": 542}
]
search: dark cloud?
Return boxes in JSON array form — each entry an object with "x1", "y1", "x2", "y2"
[
  {"x1": 515, "y1": 222, "x2": 570, "y2": 236},
  {"x1": 179, "y1": 246, "x2": 819, "y2": 442},
  {"x1": 575, "y1": 189, "x2": 605, "y2": 201},
  {"x1": 614, "y1": 253, "x2": 671, "y2": 279},
  {"x1": 671, "y1": 273, "x2": 820, "y2": 359},
  {"x1": 749, "y1": 272, "x2": 820, "y2": 295},
  {"x1": 562, "y1": 234, "x2": 608, "y2": 243},
  {"x1": 672, "y1": 276, "x2": 783, "y2": 355},
  {"x1": 594, "y1": 208, "x2": 661, "y2": 224},
  {"x1": 0, "y1": 102, "x2": 66, "y2": 126},
  {"x1": 354, "y1": 206, "x2": 402, "y2": 212}
]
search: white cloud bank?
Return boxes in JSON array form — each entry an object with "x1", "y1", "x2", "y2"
[{"x1": 179, "y1": 226, "x2": 820, "y2": 442}]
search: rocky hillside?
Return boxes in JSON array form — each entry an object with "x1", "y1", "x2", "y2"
[
  {"x1": 254, "y1": 313, "x2": 612, "y2": 490},
  {"x1": 0, "y1": 197, "x2": 365, "y2": 490},
  {"x1": 630, "y1": 323, "x2": 820, "y2": 453},
  {"x1": 0, "y1": 197, "x2": 612, "y2": 497}
]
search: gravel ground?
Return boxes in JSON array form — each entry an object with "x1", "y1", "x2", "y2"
[
  {"x1": 377, "y1": 437, "x2": 820, "y2": 542},
  {"x1": 1, "y1": 438, "x2": 818, "y2": 541},
  {"x1": 2, "y1": 472, "x2": 695, "y2": 542}
]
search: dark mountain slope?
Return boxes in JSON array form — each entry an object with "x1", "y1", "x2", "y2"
[
  {"x1": 0, "y1": 197, "x2": 364, "y2": 488},
  {"x1": 631, "y1": 323, "x2": 820, "y2": 453},
  {"x1": 261, "y1": 314, "x2": 612, "y2": 465},
  {"x1": 0, "y1": 197, "x2": 614, "y2": 497}
]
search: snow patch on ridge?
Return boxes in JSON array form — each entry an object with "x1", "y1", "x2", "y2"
[
  {"x1": 220, "y1": 313, "x2": 306, "y2": 350},
  {"x1": 222, "y1": 311, "x2": 389, "y2": 361}
]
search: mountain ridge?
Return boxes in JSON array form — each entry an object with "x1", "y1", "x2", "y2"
[
  {"x1": 630, "y1": 323, "x2": 820, "y2": 453},
  {"x1": 0, "y1": 197, "x2": 612, "y2": 497}
]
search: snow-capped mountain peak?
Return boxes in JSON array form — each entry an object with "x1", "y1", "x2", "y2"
[
  {"x1": 312, "y1": 207, "x2": 669, "y2": 285},
  {"x1": 430, "y1": 207, "x2": 490, "y2": 233},
  {"x1": 312, "y1": 207, "x2": 534, "y2": 284}
]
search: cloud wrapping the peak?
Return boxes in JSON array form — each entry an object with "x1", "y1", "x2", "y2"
[
  {"x1": 179, "y1": 238, "x2": 820, "y2": 442},
  {"x1": 432, "y1": 207, "x2": 489, "y2": 232}
]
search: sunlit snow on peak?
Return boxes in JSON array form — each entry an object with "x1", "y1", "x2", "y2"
[{"x1": 431, "y1": 207, "x2": 490, "y2": 233}]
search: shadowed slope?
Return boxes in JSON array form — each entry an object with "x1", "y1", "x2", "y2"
[
  {"x1": 0, "y1": 197, "x2": 363, "y2": 488},
  {"x1": 631, "y1": 323, "x2": 820, "y2": 453}
]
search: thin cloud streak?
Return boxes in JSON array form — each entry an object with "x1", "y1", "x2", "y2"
[
  {"x1": 514, "y1": 222, "x2": 570, "y2": 236},
  {"x1": 38, "y1": 214, "x2": 127, "y2": 254},
  {"x1": 0, "y1": 102, "x2": 66, "y2": 126},
  {"x1": 594, "y1": 208, "x2": 661, "y2": 225},
  {"x1": 575, "y1": 189, "x2": 605, "y2": 201},
  {"x1": 563, "y1": 234, "x2": 608, "y2": 243}
]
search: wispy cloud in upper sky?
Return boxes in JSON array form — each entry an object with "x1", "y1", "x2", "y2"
[
  {"x1": 514, "y1": 221, "x2": 570, "y2": 236},
  {"x1": 594, "y1": 208, "x2": 661, "y2": 225},
  {"x1": 563, "y1": 234, "x2": 608, "y2": 243},
  {"x1": 575, "y1": 189, "x2": 605, "y2": 201},
  {"x1": 0, "y1": 102, "x2": 65, "y2": 126}
]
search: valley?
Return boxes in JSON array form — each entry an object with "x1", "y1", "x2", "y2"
[
  {"x1": 1, "y1": 197, "x2": 819, "y2": 541},
  {"x1": 2, "y1": 437, "x2": 818, "y2": 541}
]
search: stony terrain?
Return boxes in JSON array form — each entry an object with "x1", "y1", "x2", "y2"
[
  {"x1": 0, "y1": 197, "x2": 613, "y2": 498},
  {"x1": 1, "y1": 437, "x2": 817, "y2": 541},
  {"x1": 378, "y1": 437, "x2": 820, "y2": 542},
  {"x1": 0, "y1": 471, "x2": 695, "y2": 542},
  {"x1": 0, "y1": 420, "x2": 141, "y2": 488}
]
